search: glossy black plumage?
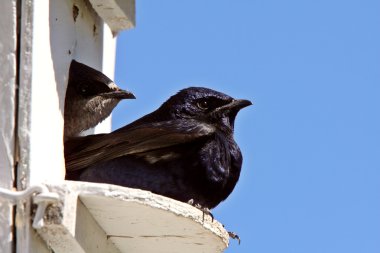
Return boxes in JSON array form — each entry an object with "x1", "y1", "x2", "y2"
[
  {"x1": 65, "y1": 87, "x2": 251, "y2": 209},
  {"x1": 64, "y1": 60, "x2": 135, "y2": 139}
]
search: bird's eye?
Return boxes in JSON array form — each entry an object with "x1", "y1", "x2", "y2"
[
  {"x1": 197, "y1": 100, "x2": 209, "y2": 110},
  {"x1": 80, "y1": 85, "x2": 89, "y2": 94}
]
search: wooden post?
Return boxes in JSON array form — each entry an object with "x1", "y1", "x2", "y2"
[{"x1": 0, "y1": 1, "x2": 17, "y2": 252}]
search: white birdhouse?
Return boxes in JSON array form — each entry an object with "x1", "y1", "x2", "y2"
[{"x1": 0, "y1": 1, "x2": 229, "y2": 252}]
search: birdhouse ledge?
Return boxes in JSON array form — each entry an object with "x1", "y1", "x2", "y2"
[{"x1": 36, "y1": 181, "x2": 229, "y2": 253}]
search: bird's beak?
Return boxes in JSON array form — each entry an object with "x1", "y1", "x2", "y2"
[
  {"x1": 101, "y1": 89, "x2": 136, "y2": 99},
  {"x1": 216, "y1": 99, "x2": 252, "y2": 113},
  {"x1": 228, "y1": 99, "x2": 253, "y2": 110}
]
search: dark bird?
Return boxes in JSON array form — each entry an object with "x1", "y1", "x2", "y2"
[
  {"x1": 64, "y1": 60, "x2": 135, "y2": 140},
  {"x1": 65, "y1": 87, "x2": 251, "y2": 209}
]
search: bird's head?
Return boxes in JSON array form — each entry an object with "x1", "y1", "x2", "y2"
[
  {"x1": 161, "y1": 87, "x2": 252, "y2": 133},
  {"x1": 68, "y1": 60, "x2": 135, "y2": 100}
]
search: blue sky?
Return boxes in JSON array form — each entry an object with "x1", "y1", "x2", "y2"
[{"x1": 112, "y1": 1, "x2": 380, "y2": 252}]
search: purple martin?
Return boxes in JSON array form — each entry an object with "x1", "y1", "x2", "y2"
[
  {"x1": 65, "y1": 87, "x2": 251, "y2": 209},
  {"x1": 64, "y1": 60, "x2": 135, "y2": 140}
]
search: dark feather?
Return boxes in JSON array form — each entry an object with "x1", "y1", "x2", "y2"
[{"x1": 65, "y1": 119, "x2": 215, "y2": 171}]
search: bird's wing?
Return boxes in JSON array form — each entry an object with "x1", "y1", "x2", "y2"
[{"x1": 65, "y1": 119, "x2": 215, "y2": 171}]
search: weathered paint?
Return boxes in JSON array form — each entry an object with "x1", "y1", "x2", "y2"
[{"x1": 0, "y1": 1, "x2": 17, "y2": 252}]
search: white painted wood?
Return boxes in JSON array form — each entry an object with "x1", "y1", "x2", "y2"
[
  {"x1": 75, "y1": 200, "x2": 121, "y2": 253},
  {"x1": 0, "y1": 1, "x2": 17, "y2": 252},
  {"x1": 36, "y1": 181, "x2": 229, "y2": 253},
  {"x1": 16, "y1": 0, "x2": 39, "y2": 249},
  {"x1": 88, "y1": 0, "x2": 135, "y2": 33}
]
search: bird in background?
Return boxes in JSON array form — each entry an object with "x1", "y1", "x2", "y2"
[
  {"x1": 65, "y1": 87, "x2": 252, "y2": 210},
  {"x1": 64, "y1": 60, "x2": 135, "y2": 140}
]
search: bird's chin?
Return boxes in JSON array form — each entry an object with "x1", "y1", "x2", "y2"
[{"x1": 219, "y1": 116, "x2": 235, "y2": 133}]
